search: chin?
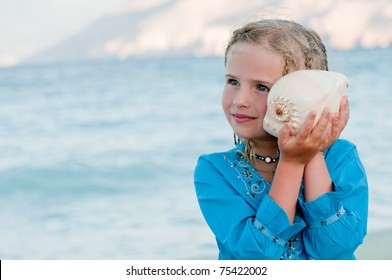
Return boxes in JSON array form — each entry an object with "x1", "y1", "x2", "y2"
[{"x1": 236, "y1": 131, "x2": 277, "y2": 141}]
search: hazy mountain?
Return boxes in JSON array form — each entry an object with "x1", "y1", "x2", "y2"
[{"x1": 25, "y1": 0, "x2": 392, "y2": 65}]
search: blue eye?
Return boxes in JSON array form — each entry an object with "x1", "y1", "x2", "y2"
[
  {"x1": 257, "y1": 84, "x2": 269, "y2": 92},
  {"x1": 228, "y1": 79, "x2": 239, "y2": 86}
]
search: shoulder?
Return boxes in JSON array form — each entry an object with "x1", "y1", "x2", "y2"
[
  {"x1": 194, "y1": 145, "x2": 245, "y2": 179},
  {"x1": 197, "y1": 145, "x2": 243, "y2": 165},
  {"x1": 325, "y1": 139, "x2": 358, "y2": 159},
  {"x1": 324, "y1": 139, "x2": 365, "y2": 173}
]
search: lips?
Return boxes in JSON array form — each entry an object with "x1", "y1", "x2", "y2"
[{"x1": 232, "y1": 113, "x2": 256, "y2": 123}]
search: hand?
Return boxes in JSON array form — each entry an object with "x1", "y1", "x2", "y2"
[
  {"x1": 278, "y1": 107, "x2": 333, "y2": 165},
  {"x1": 320, "y1": 95, "x2": 350, "y2": 151}
]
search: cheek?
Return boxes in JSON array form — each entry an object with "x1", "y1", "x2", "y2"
[
  {"x1": 256, "y1": 95, "x2": 268, "y2": 117},
  {"x1": 221, "y1": 87, "x2": 233, "y2": 114}
]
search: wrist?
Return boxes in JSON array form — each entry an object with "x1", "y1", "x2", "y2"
[
  {"x1": 276, "y1": 157, "x2": 306, "y2": 173},
  {"x1": 307, "y1": 152, "x2": 325, "y2": 165},
  {"x1": 278, "y1": 154, "x2": 309, "y2": 167},
  {"x1": 304, "y1": 152, "x2": 332, "y2": 202}
]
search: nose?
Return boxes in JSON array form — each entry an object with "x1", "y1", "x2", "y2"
[{"x1": 233, "y1": 86, "x2": 251, "y2": 108}]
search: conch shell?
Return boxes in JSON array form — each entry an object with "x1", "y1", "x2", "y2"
[{"x1": 263, "y1": 70, "x2": 349, "y2": 137}]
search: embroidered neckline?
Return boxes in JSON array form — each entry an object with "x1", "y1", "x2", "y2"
[{"x1": 223, "y1": 149, "x2": 270, "y2": 202}]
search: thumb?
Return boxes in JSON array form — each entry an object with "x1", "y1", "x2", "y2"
[{"x1": 279, "y1": 121, "x2": 294, "y2": 141}]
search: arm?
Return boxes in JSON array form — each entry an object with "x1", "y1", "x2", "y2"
[
  {"x1": 273, "y1": 96, "x2": 349, "y2": 221},
  {"x1": 299, "y1": 141, "x2": 368, "y2": 259},
  {"x1": 302, "y1": 96, "x2": 350, "y2": 202},
  {"x1": 194, "y1": 155, "x2": 305, "y2": 259},
  {"x1": 303, "y1": 152, "x2": 333, "y2": 202},
  {"x1": 268, "y1": 159, "x2": 304, "y2": 223},
  {"x1": 297, "y1": 97, "x2": 363, "y2": 259},
  {"x1": 273, "y1": 108, "x2": 333, "y2": 222}
]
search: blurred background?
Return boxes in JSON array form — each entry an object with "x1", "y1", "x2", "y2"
[{"x1": 0, "y1": 0, "x2": 391, "y2": 259}]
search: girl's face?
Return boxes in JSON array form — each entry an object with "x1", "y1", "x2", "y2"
[{"x1": 222, "y1": 42, "x2": 285, "y2": 140}]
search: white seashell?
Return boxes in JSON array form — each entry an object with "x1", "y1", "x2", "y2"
[{"x1": 263, "y1": 70, "x2": 349, "y2": 137}]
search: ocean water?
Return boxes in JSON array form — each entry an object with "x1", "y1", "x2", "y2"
[{"x1": 0, "y1": 49, "x2": 391, "y2": 259}]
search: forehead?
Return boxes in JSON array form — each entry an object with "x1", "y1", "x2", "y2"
[{"x1": 226, "y1": 42, "x2": 285, "y2": 84}]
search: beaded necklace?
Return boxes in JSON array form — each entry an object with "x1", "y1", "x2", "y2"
[{"x1": 252, "y1": 153, "x2": 279, "y2": 164}]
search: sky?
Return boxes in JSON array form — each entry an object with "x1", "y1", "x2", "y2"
[
  {"x1": 0, "y1": 0, "x2": 391, "y2": 67},
  {"x1": 0, "y1": 0, "x2": 127, "y2": 66}
]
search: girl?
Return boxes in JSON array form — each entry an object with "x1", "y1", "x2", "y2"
[{"x1": 194, "y1": 19, "x2": 368, "y2": 260}]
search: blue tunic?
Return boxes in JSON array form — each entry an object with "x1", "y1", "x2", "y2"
[{"x1": 194, "y1": 139, "x2": 368, "y2": 260}]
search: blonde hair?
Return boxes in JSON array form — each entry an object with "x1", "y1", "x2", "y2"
[
  {"x1": 226, "y1": 19, "x2": 328, "y2": 160},
  {"x1": 225, "y1": 19, "x2": 328, "y2": 73}
]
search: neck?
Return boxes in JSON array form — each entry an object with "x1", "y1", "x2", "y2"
[
  {"x1": 251, "y1": 138, "x2": 279, "y2": 157},
  {"x1": 249, "y1": 139, "x2": 279, "y2": 183}
]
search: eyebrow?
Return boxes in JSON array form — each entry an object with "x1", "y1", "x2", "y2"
[{"x1": 225, "y1": 74, "x2": 274, "y2": 87}]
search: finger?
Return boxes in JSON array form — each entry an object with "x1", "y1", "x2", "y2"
[
  {"x1": 278, "y1": 121, "x2": 294, "y2": 143},
  {"x1": 277, "y1": 121, "x2": 294, "y2": 150},
  {"x1": 311, "y1": 108, "x2": 330, "y2": 137},
  {"x1": 320, "y1": 112, "x2": 341, "y2": 152},
  {"x1": 321, "y1": 112, "x2": 334, "y2": 146},
  {"x1": 330, "y1": 112, "x2": 341, "y2": 140},
  {"x1": 339, "y1": 95, "x2": 350, "y2": 129},
  {"x1": 329, "y1": 96, "x2": 349, "y2": 139},
  {"x1": 298, "y1": 110, "x2": 317, "y2": 138}
]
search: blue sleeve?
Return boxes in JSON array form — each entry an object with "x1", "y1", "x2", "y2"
[
  {"x1": 194, "y1": 155, "x2": 305, "y2": 260},
  {"x1": 298, "y1": 140, "x2": 368, "y2": 259}
]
